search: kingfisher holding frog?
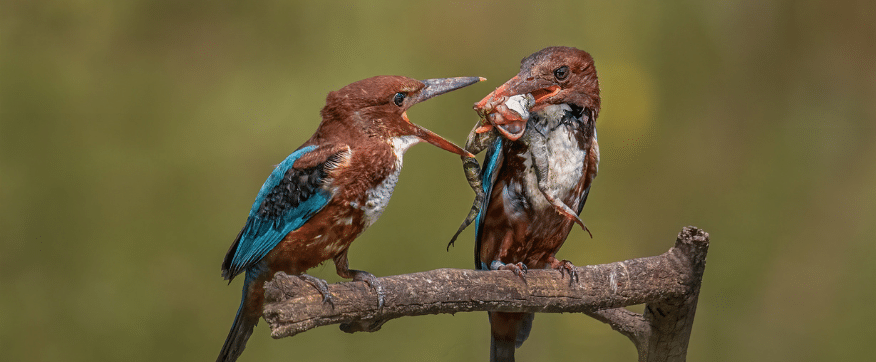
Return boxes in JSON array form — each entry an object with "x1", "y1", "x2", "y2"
[{"x1": 449, "y1": 46, "x2": 601, "y2": 362}]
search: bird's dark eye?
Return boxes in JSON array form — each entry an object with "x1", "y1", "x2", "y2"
[
  {"x1": 554, "y1": 66, "x2": 569, "y2": 80},
  {"x1": 393, "y1": 92, "x2": 406, "y2": 106}
]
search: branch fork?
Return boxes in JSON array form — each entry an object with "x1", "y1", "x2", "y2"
[{"x1": 263, "y1": 226, "x2": 709, "y2": 361}]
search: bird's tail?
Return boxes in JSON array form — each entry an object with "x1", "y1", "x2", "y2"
[
  {"x1": 217, "y1": 284, "x2": 260, "y2": 362},
  {"x1": 488, "y1": 312, "x2": 534, "y2": 362}
]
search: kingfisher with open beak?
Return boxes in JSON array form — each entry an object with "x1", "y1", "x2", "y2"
[
  {"x1": 217, "y1": 75, "x2": 483, "y2": 362},
  {"x1": 449, "y1": 47, "x2": 600, "y2": 362}
]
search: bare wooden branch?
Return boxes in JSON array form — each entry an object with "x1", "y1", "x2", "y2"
[{"x1": 263, "y1": 226, "x2": 709, "y2": 361}]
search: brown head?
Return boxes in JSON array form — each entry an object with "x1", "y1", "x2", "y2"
[
  {"x1": 318, "y1": 75, "x2": 483, "y2": 157},
  {"x1": 475, "y1": 46, "x2": 600, "y2": 140}
]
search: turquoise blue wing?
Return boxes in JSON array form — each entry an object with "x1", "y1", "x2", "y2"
[
  {"x1": 221, "y1": 145, "x2": 332, "y2": 280},
  {"x1": 474, "y1": 137, "x2": 504, "y2": 270}
]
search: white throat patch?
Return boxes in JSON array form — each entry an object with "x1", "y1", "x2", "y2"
[{"x1": 358, "y1": 135, "x2": 420, "y2": 228}]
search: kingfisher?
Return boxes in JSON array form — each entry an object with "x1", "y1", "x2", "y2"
[
  {"x1": 451, "y1": 47, "x2": 600, "y2": 362},
  {"x1": 217, "y1": 75, "x2": 483, "y2": 362}
]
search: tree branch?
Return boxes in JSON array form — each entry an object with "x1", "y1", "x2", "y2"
[{"x1": 263, "y1": 226, "x2": 709, "y2": 361}]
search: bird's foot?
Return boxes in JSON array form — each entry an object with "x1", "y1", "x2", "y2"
[
  {"x1": 350, "y1": 269, "x2": 385, "y2": 310},
  {"x1": 548, "y1": 257, "x2": 579, "y2": 285},
  {"x1": 490, "y1": 260, "x2": 528, "y2": 281},
  {"x1": 298, "y1": 274, "x2": 335, "y2": 308}
]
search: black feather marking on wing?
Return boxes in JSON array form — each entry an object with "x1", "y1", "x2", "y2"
[
  {"x1": 255, "y1": 151, "x2": 346, "y2": 221},
  {"x1": 256, "y1": 165, "x2": 328, "y2": 220}
]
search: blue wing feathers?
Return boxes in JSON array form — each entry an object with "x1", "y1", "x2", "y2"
[
  {"x1": 474, "y1": 137, "x2": 503, "y2": 269},
  {"x1": 223, "y1": 145, "x2": 332, "y2": 280},
  {"x1": 246, "y1": 145, "x2": 318, "y2": 217}
]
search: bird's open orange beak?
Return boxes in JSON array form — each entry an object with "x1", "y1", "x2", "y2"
[
  {"x1": 409, "y1": 119, "x2": 475, "y2": 158},
  {"x1": 528, "y1": 85, "x2": 561, "y2": 111}
]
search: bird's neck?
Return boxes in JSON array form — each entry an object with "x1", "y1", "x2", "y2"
[{"x1": 348, "y1": 135, "x2": 420, "y2": 229}]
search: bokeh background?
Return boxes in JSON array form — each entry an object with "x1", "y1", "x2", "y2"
[{"x1": 3, "y1": 1, "x2": 875, "y2": 361}]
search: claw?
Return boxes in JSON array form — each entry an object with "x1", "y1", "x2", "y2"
[
  {"x1": 490, "y1": 260, "x2": 528, "y2": 282},
  {"x1": 298, "y1": 274, "x2": 335, "y2": 307},
  {"x1": 548, "y1": 258, "x2": 579, "y2": 286},
  {"x1": 351, "y1": 270, "x2": 385, "y2": 309}
]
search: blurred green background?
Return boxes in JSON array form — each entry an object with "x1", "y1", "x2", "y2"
[{"x1": 2, "y1": 1, "x2": 875, "y2": 361}]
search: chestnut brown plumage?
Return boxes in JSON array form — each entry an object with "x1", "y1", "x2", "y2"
[
  {"x1": 217, "y1": 75, "x2": 482, "y2": 362},
  {"x1": 451, "y1": 47, "x2": 600, "y2": 362}
]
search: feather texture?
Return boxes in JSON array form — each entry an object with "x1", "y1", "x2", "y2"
[{"x1": 221, "y1": 145, "x2": 332, "y2": 280}]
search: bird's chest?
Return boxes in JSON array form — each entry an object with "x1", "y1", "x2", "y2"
[
  {"x1": 348, "y1": 136, "x2": 418, "y2": 229},
  {"x1": 356, "y1": 161, "x2": 403, "y2": 228},
  {"x1": 278, "y1": 137, "x2": 415, "y2": 264}
]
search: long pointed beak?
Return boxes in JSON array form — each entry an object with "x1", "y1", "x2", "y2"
[
  {"x1": 476, "y1": 75, "x2": 559, "y2": 110},
  {"x1": 408, "y1": 77, "x2": 486, "y2": 106}
]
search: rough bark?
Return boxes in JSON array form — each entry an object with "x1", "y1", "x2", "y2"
[{"x1": 263, "y1": 226, "x2": 709, "y2": 361}]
